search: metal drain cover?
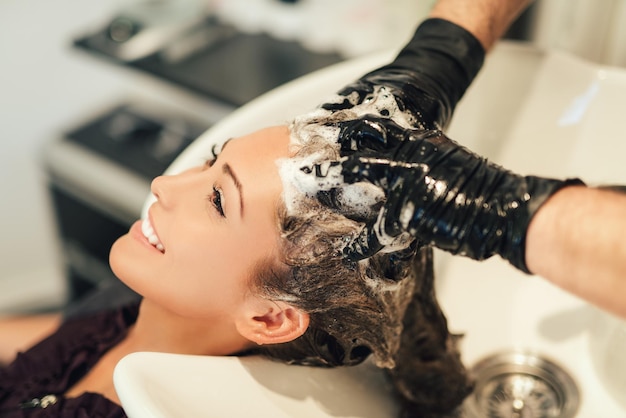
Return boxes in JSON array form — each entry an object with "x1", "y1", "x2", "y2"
[{"x1": 464, "y1": 350, "x2": 580, "y2": 418}]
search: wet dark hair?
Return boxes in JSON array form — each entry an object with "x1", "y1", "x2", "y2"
[{"x1": 247, "y1": 134, "x2": 473, "y2": 416}]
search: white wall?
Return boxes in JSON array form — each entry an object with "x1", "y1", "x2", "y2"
[
  {"x1": 530, "y1": 0, "x2": 626, "y2": 67},
  {"x1": 0, "y1": 1, "x2": 123, "y2": 310}
]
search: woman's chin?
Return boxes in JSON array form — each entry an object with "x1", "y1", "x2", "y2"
[{"x1": 109, "y1": 235, "x2": 138, "y2": 288}]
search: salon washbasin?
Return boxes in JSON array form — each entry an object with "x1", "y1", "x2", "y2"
[
  {"x1": 115, "y1": 42, "x2": 626, "y2": 417},
  {"x1": 438, "y1": 47, "x2": 626, "y2": 417}
]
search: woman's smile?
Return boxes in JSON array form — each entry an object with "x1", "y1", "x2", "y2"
[
  {"x1": 141, "y1": 215, "x2": 165, "y2": 253},
  {"x1": 129, "y1": 218, "x2": 163, "y2": 254}
]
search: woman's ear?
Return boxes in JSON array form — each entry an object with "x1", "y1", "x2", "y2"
[{"x1": 236, "y1": 300, "x2": 309, "y2": 345}]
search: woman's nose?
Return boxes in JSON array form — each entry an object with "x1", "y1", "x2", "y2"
[
  {"x1": 151, "y1": 167, "x2": 200, "y2": 207},
  {"x1": 150, "y1": 175, "x2": 173, "y2": 207}
]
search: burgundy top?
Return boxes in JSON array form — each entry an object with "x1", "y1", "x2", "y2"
[{"x1": 0, "y1": 305, "x2": 138, "y2": 418}]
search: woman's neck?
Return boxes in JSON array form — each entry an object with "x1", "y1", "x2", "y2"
[
  {"x1": 124, "y1": 299, "x2": 255, "y2": 357},
  {"x1": 67, "y1": 299, "x2": 256, "y2": 404}
]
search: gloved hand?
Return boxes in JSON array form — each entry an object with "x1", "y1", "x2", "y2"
[{"x1": 328, "y1": 125, "x2": 581, "y2": 273}]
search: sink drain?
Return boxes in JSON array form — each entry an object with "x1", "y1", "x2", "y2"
[{"x1": 464, "y1": 350, "x2": 580, "y2": 418}]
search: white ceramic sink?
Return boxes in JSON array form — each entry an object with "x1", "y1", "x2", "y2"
[
  {"x1": 439, "y1": 48, "x2": 626, "y2": 417},
  {"x1": 115, "y1": 353, "x2": 398, "y2": 418},
  {"x1": 117, "y1": 42, "x2": 626, "y2": 417}
]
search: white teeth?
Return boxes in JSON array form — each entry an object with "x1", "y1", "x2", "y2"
[{"x1": 141, "y1": 218, "x2": 165, "y2": 253}]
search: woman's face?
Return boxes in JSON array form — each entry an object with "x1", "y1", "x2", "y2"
[{"x1": 109, "y1": 126, "x2": 291, "y2": 319}]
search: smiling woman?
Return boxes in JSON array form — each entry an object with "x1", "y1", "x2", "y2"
[{"x1": 110, "y1": 128, "x2": 291, "y2": 329}]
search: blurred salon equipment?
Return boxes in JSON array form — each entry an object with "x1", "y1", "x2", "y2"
[{"x1": 73, "y1": 0, "x2": 344, "y2": 106}]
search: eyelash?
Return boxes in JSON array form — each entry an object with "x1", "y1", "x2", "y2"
[
  {"x1": 210, "y1": 186, "x2": 226, "y2": 218},
  {"x1": 204, "y1": 144, "x2": 224, "y2": 217}
]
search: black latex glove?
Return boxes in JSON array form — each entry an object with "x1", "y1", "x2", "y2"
[{"x1": 333, "y1": 128, "x2": 581, "y2": 273}]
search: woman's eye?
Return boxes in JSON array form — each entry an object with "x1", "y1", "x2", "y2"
[{"x1": 211, "y1": 186, "x2": 225, "y2": 218}]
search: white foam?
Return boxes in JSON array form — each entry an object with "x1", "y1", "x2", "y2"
[
  {"x1": 338, "y1": 182, "x2": 385, "y2": 218},
  {"x1": 280, "y1": 86, "x2": 415, "y2": 201},
  {"x1": 277, "y1": 84, "x2": 419, "y2": 253},
  {"x1": 278, "y1": 151, "x2": 343, "y2": 214}
]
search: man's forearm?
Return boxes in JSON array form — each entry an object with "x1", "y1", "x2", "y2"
[
  {"x1": 428, "y1": 0, "x2": 533, "y2": 51},
  {"x1": 526, "y1": 186, "x2": 626, "y2": 318}
]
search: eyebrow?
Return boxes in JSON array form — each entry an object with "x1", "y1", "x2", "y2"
[{"x1": 223, "y1": 163, "x2": 244, "y2": 217}]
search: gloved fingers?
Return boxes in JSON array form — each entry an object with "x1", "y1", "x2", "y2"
[
  {"x1": 343, "y1": 223, "x2": 384, "y2": 261},
  {"x1": 380, "y1": 156, "x2": 433, "y2": 238},
  {"x1": 390, "y1": 130, "x2": 445, "y2": 162},
  {"x1": 338, "y1": 117, "x2": 406, "y2": 155},
  {"x1": 405, "y1": 128, "x2": 445, "y2": 143},
  {"x1": 382, "y1": 187, "x2": 413, "y2": 238},
  {"x1": 341, "y1": 153, "x2": 403, "y2": 187}
]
